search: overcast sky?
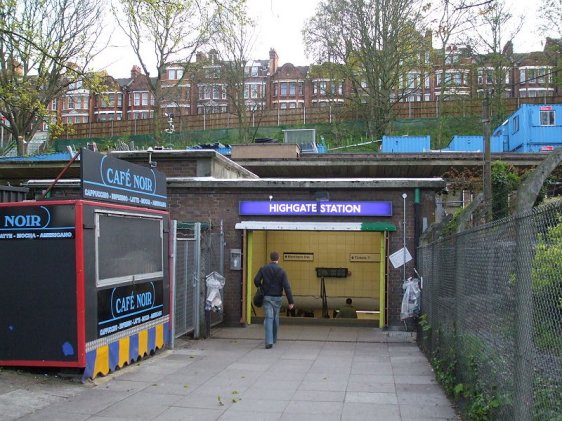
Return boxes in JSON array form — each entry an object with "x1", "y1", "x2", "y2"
[{"x1": 96, "y1": 0, "x2": 544, "y2": 78}]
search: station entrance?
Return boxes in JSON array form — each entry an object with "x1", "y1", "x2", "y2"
[{"x1": 237, "y1": 222, "x2": 396, "y2": 328}]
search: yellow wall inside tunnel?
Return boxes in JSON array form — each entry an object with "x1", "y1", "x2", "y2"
[{"x1": 247, "y1": 230, "x2": 385, "y2": 326}]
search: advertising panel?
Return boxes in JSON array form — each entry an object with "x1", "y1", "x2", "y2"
[
  {"x1": 97, "y1": 280, "x2": 164, "y2": 338},
  {"x1": 0, "y1": 205, "x2": 75, "y2": 240},
  {"x1": 81, "y1": 148, "x2": 167, "y2": 210}
]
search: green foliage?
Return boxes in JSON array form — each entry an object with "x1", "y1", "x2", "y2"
[
  {"x1": 534, "y1": 373, "x2": 562, "y2": 421},
  {"x1": 430, "y1": 335, "x2": 503, "y2": 421},
  {"x1": 431, "y1": 352, "x2": 458, "y2": 396},
  {"x1": 491, "y1": 161, "x2": 520, "y2": 219},
  {"x1": 441, "y1": 207, "x2": 465, "y2": 236},
  {"x1": 531, "y1": 218, "x2": 562, "y2": 352},
  {"x1": 418, "y1": 313, "x2": 431, "y2": 332}
]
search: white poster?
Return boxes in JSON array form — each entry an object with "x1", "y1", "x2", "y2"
[{"x1": 389, "y1": 247, "x2": 412, "y2": 268}]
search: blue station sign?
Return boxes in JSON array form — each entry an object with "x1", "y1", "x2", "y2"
[
  {"x1": 239, "y1": 201, "x2": 393, "y2": 217},
  {"x1": 81, "y1": 148, "x2": 167, "y2": 210}
]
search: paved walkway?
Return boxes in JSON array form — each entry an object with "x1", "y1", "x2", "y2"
[{"x1": 1, "y1": 325, "x2": 459, "y2": 421}]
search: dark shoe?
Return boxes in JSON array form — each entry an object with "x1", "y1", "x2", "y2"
[{"x1": 265, "y1": 344, "x2": 272, "y2": 349}]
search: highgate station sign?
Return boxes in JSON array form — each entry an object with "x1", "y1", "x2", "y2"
[{"x1": 239, "y1": 201, "x2": 393, "y2": 217}]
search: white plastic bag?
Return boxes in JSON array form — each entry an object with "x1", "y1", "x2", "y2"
[
  {"x1": 400, "y1": 277, "x2": 421, "y2": 320},
  {"x1": 205, "y1": 272, "x2": 225, "y2": 312}
]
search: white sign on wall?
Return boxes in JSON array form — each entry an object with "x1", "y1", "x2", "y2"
[{"x1": 389, "y1": 247, "x2": 412, "y2": 268}]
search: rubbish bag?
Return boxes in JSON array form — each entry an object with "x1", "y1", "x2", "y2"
[
  {"x1": 400, "y1": 277, "x2": 421, "y2": 320},
  {"x1": 205, "y1": 271, "x2": 225, "y2": 312}
]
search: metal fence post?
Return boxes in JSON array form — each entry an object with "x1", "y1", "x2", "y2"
[
  {"x1": 193, "y1": 222, "x2": 202, "y2": 339},
  {"x1": 169, "y1": 220, "x2": 177, "y2": 349}
]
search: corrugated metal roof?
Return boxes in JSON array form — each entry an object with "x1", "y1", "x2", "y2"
[{"x1": 0, "y1": 152, "x2": 73, "y2": 162}]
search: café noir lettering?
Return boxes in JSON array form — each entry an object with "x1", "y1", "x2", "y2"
[{"x1": 104, "y1": 167, "x2": 154, "y2": 193}]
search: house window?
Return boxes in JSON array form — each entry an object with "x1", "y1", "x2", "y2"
[
  {"x1": 51, "y1": 99, "x2": 58, "y2": 111},
  {"x1": 407, "y1": 73, "x2": 418, "y2": 89},
  {"x1": 330, "y1": 82, "x2": 343, "y2": 96},
  {"x1": 250, "y1": 84, "x2": 258, "y2": 99},
  {"x1": 453, "y1": 73, "x2": 462, "y2": 86},
  {"x1": 199, "y1": 85, "x2": 211, "y2": 100},
  {"x1": 273, "y1": 82, "x2": 277, "y2": 97},
  {"x1": 69, "y1": 80, "x2": 83, "y2": 90},
  {"x1": 280, "y1": 82, "x2": 288, "y2": 96},
  {"x1": 298, "y1": 82, "x2": 304, "y2": 95},
  {"x1": 319, "y1": 81, "x2": 327, "y2": 96},
  {"x1": 68, "y1": 97, "x2": 75, "y2": 109},
  {"x1": 168, "y1": 68, "x2": 183, "y2": 80},
  {"x1": 540, "y1": 110, "x2": 555, "y2": 126},
  {"x1": 289, "y1": 82, "x2": 296, "y2": 96}
]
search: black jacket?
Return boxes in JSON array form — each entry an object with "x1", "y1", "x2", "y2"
[{"x1": 254, "y1": 262, "x2": 294, "y2": 304}]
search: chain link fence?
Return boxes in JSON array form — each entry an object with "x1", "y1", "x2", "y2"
[{"x1": 417, "y1": 199, "x2": 562, "y2": 421}]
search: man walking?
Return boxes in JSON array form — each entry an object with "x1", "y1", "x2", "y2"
[{"x1": 254, "y1": 251, "x2": 294, "y2": 349}]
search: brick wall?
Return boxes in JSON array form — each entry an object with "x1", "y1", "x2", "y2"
[{"x1": 168, "y1": 186, "x2": 433, "y2": 327}]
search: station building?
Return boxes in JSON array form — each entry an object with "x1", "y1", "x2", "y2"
[{"x1": 93, "y1": 149, "x2": 445, "y2": 328}]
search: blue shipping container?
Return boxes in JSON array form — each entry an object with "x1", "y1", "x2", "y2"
[{"x1": 381, "y1": 136, "x2": 431, "y2": 153}]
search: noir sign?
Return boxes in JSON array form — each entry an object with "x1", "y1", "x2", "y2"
[
  {"x1": 97, "y1": 280, "x2": 164, "y2": 338},
  {"x1": 0, "y1": 205, "x2": 75, "y2": 240},
  {"x1": 81, "y1": 148, "x2": 167, "y2": 210}
]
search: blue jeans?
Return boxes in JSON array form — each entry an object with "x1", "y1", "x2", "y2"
[{"x1": 263, "y1": 296, "x2": 282, "y2": 346}]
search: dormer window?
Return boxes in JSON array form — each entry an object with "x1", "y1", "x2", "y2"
[{"x1": 168, "y1": 68, "x2": 183, "y2": 80}]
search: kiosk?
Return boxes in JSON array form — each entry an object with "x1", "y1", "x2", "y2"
[{"x1": 0, "y1": 149, "x2": 170, "y2": 379}]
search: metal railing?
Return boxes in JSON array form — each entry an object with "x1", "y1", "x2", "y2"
[{"x1": 417, "y1": 198, "x2": 562, "y2": 421}]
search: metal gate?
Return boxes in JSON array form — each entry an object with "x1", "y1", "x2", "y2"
[{"x1": 171, "y1": 221, "x2": 224, "y2": 340}]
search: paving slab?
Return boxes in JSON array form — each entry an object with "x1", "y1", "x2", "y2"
[{"x1": 0, "y1": 325, "x2": 459, "y2": 421}]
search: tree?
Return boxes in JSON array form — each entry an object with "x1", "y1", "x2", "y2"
[
  {"x1": 469, "y1": 0, "x2": 523, "y2": 124},
  {"x1": 0, "y1": 0, "x2": 106, "y2": 155},
  {"x1": 429, "y1": 0, "x2": 478, "y2": 148},
  {"x1": 537, "y1": 0, "x2": 562, "y2": 39},
  {"x1": 113, "y1": 0, "x2": 245, "y2": 144},
  {"x1": 303, "y1": 0, "x2": 428, "y2": 141},
  {"x1": 212, "y1": 3, "x2": 261, "y2": 143}
]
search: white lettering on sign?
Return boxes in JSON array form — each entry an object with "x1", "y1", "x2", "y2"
[
  {"x1": 269, "y1": 203, "x2": 317, "y2": 213},
  {"x1": 319, "y1": 203, "x2": 361, "y2": 214},
  {"x1": 4, "y1": 215, "x2": 41, "y2": 227}
]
